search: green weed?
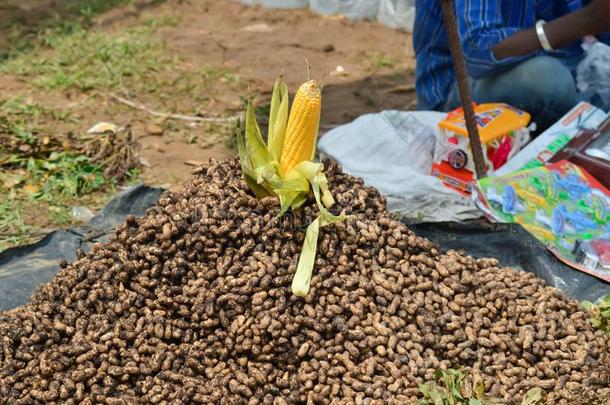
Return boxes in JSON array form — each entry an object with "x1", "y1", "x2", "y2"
[
  {"x1": 0, "y1": 195, "x2": 35, "y2": 251},
  {"x1": 48, "y1": 205, "x2": 71, "y2": 226},
  {"x1": 419, "y1": 369, "x2": 485, "y2": 405},
  {"x1": 0, "y1": 152, "x2": 116, "y2": 250},
  {"x1": 367, "y1": 51, "x2": 397, "y2": 70},
  {"x1": 22, "y1": 152, "x2": 113, "y2": 201},
  {"x1": 200, "y1": 65, "x2": 240, "y2": 87},
  {"x1": 68, "y1": 0, "x2": 135, "y2": 20},
  {"x1": 582, "y1": 294, "x2": 610, "y2": 336},
  {"x1": 142, "y1": 15, "x2": 181, "y2": 29},
  {"x1": 419, "y1": 369, "x2": 543, "y2": 405}
]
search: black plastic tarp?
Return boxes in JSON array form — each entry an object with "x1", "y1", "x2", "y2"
[
  {"x1": 0, "y1": 186, "x2": 608, "y2": 311},
  {"x1": 0, "y1": 184, "x2": 163, "y2": 311}
]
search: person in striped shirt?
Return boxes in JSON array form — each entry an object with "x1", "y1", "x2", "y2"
[{"x1": 414, "y1": 0, "x2": 610, "y2": 131}]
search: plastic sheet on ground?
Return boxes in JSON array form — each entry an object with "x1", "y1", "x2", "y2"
[
  {"x1": 0, "y1": 184, "x2": 163, "y2": 311},
  {"x1": 318, "y1": 110, "x2": 482, "y2": 222},
  {"x1": 377, "y1": 0, "x2": 415, "y2": 31},
  {"x1": 310, "y1": 0, "x2": 380, "y2": 20},
  {"x1": 240, "y1": 0, "x2": 416, "y2": 31}
]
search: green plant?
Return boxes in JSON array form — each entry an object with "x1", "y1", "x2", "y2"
[
  {"x1": 71, "y1": 0, "x2": 134, "y2": 20},
  {"x1": 367, "y1": 51, "x2": 397, "y2": 70},
  {"x1": 23, "y1": 152, "x2": 112, "y2": 200},
  {"x1": 419, "y1": 370, "x2": 543, "y2": 405},
  {"x1": 49, "y1": 205, "x2": 71, "y2": 226},
  {"x1": 419, "y1": 369, "x2": 485, "y2": 405},
  {"x1": 200, "y1": 65, "x2": 240, "y2": 86},
  {"x1": 0, "y1": 194, "x2": 35, "y2": 251},
  {"x1": 582, "y1": 294, "x2": 610, "y2": 336}
]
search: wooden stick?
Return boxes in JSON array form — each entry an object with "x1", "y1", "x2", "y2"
[
  {"x1": 108, "y1": 93, "x2": 241, "y2": 124},
  {"x1": 440, "y1": 0, "x2": 487, "y2": 178}
]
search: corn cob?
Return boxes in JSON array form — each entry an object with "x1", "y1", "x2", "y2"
[{"x1": 279, "y1": 80, "x2": 321, "y2": 176}]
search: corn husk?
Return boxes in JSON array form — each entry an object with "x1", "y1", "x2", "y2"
[{"x1": 236, "y1": 77, "x2": 347, "y2": 297}]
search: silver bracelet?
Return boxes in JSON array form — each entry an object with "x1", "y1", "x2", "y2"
[{"x1": 535, "y1": 20, "x2": 554, "y2": 52}]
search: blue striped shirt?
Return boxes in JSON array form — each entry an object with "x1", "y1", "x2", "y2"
[{"x1": 414, "y1": 0, "x2": 610, "y2": 110}]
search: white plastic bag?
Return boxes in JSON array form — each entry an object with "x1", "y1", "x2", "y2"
[
  {"x1": 318, "y1": 110, "x2": 481, "y2": 222},
  {"x1": 241, "y1": 0, "x2": 309, "y2": 8},
  {"x1": 261, "y1": 0, "x2": 309, "y2": 8},
  {"x1": 310, "y1": 0, "x2": 380, "y2": 20},
  {"x1": 377, "y1": 0, "x2": 415, "y2": 32},
  {"x1": 576, "y1": 40, "x2": 610, "y2": 112}
]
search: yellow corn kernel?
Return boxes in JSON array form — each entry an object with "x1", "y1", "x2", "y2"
[{"x1": 279, "y1": 80, "x2": 321, "y2": 176}]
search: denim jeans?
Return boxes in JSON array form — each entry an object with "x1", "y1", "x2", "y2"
[{"x1": 444, "y1": 55, "x2": 583, "y2": 132}]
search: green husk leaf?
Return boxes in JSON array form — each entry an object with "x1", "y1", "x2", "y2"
[
  {"x1": 245, "y1": 97, "x2": 271, "y2": 170},
  {"x1": 291, "y1": 217, "x2": 320, "y2": 297},
  {"x1": 293, "y1": 161, "x2": 348, "y2": 224},
  {"x1": 317, "y1": 171, "x2": 335, "y2": 208},
  {"x1": 237, "y1": 80, "x2": 344, "y2": 298},
  {"x1": 521, "y1": 388, "x2": 542, "y2": 405},
  {"x1": 268, "y1": 78, "x2": 289, "y2": 161},
  {"x1": 254, "y1": 161, "x2": 278, "y2": 185},
  {"x1": 236, "y1": 119, "x2": 271, "y2": 198},
  {"x1": 289, "y1": 161, "x2": 349, "y2": 297}
]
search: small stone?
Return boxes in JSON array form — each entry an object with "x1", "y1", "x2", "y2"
[{"x1": 146, "y1": 124, "x2": 164, "y2": 136}]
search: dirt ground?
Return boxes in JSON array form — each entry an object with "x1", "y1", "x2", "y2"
[
  {"x1": 0, "y1": 0, "x2": 416, "y2": 247},
  {"x1": 1, "y1": 0, "x2": 415, "y2": 183}
]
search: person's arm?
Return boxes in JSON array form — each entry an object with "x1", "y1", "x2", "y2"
[
  {"x1": 455, "y1": 1, "x2": 535, "y2": 79},
  {"x1": 492, "y1": 0, "x2": 610, "y2": 60}
]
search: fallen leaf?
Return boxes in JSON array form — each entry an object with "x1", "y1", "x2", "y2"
[
  {"x1": 87, "y1": 122, "x2": 118, "y2": 134},
  {"x1": 23, "y1": 184, "x2": 40, "y2": 194}
]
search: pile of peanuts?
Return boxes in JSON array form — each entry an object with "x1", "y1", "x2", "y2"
[{"x1": 1, "y1": 159, "x2": 608, "y2": 404}]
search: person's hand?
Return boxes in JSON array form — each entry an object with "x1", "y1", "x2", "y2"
[{"x1": 584, "y1": 0, "x2": 610, "y2": 35}]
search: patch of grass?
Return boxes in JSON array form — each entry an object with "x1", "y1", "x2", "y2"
[
  {"x1": 48, "y1": 205, "x2": 72, "y2": 226},
  {"x1": 367, "y1": 51, "x2": 397, "y2": 70},
  {"x1": 21, "y1": 152, "x2": 114, "y2": 201},
  {"x1": 142, "y1": 15, "x2": 181, "y2": 29},
  {"x1": 125, "y1": 167, "x2": 143, "y2": 186},
  {"x1": 0, "y1": 194, "x2": 36, "y2": 251},
  {"x1": 0, "y1": 151, "x2": 118, "y2": 251},
  {"x1": 67, "y1": 0, "x2": 135, "y2": 20},
  {"x1": 200, "y1": 65, "x2": 240, "y2": 87},
  {"x1": 0, "y1": 1, "x2": 136, "y2": 62},
  {"x1": 160, "y1": 64, "x2": 240, "y2": 107},
  {"x1": 1, "y1": 24, "x2": 172, "y2": 93}
]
